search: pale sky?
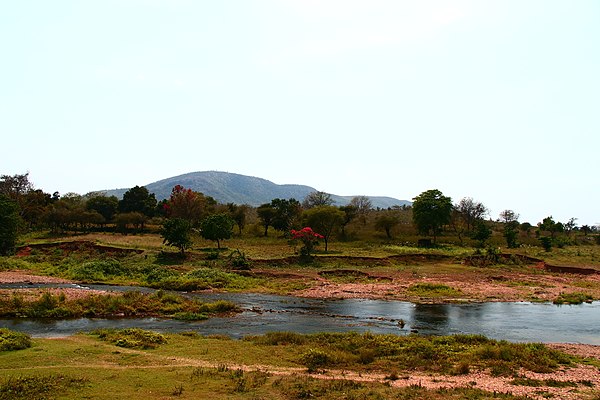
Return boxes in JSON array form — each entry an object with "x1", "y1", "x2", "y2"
[{"x1": 2, "y1": 1, "x2": 599, "y2": 226}]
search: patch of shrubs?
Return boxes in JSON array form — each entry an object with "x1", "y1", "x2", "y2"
[
  {"x1": 0, "y1": 328, "x2": 31, "y2": 351},
  {"x1": 0, "y1": 374, "x2": 87, "y2": 400},
  {"x1": 90, "y1": 328, "x2": 167, "y2": 349}
]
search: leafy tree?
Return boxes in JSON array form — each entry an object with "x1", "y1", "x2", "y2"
[
  {"x1": 118, "y1": 186, "x2": 157, "y2": 218},
  {"x1": 86, "y1": 195, "x2": 119, "y2": 223},
  {"x1": 564, "y1": 217, "x2": 578, "y2": 236},
  {"x1": 374, "y1": 211, "x2": 400, "y2": 239},
  {"x1": 114, "y1": 212, "x2": 146, "y2": 234},
  {"x1": 470, "y1": 219, "x2": 492, "y2": 248},
  {"x1": 21, "y1": 189, "x2": 53, "y2": 228},
  {"x1": 539, "y1": 216, "x2": 562, "y2": 238},
  {"x1": 199, "y1": 213, "x2": 234, "y2": 249},
  {"x1": 161, "y1": 218, "x2": 192, "y2": 255},
  {"x1": 503, "y1": 221, "x2": 520, "y2": 248},
  {"x1": 227, "y1": 203, "x2": 249, "y2": 235},
  {"x1": 270, "y1": 198, "x2": 302, "y2": 233},
  {"x1": 411, "y1": 189, "x2": 453, "y2": 243},
  {"x1": 164, "y1": 185, "x2": 212, "y2": 226},
  {"x1": 256, "y1": 203, "x2": 275, "y2": 236},
  {"x1": 498, "y1": 209, "x2": 520, "y2": 248},
  {"x1": 302, "y1": 191, "x2": 334, "y2": 209},
  {"x1": 0, "y1": 195, "x2": 20, "y2": 255},
  {"x1": 339, "y1": 205, "x2": 357, "y2": 237},
  {"x1": 301, "y1": 206, "x2": 344, "y2": 251},
  {"x1": 0, "y1": 172, "x2": 33, "y2": 202}
]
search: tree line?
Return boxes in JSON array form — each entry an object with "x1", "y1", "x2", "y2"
[{"x1": 1, "y1": 173, "x2": 597, "y2": 256}]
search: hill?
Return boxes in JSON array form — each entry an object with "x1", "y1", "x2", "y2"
[{"x1": 103, "y1": 171, "x2": 411, "y2": 209}]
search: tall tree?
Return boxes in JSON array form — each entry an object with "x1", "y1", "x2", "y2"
[
  {"x1": 374, "y1": 211, "x2": 401, "y2": 239},
  {"x1": 451, "y1": 197, "x2": 488, "y2": 244},
  {"x1": 161, "y1": 218, "x2": 192, "y2": 255},
  {"x1": 199, "y1": 213, "x2": 234, "y2": 249},
  {"x1": 86, "y1": 195, "x2": 119, "y2": 223},
  {"x1": 301, "y1": 205, "x2": 344, "y2": 251},
  {"x1": 227, "y1": 203, "x2": 248, "y2": 235},
  {"x1": 270, "y1": 198, "x2": 302, "y2": 233},
  {"x1": 164, "y1": 185, "x2": 209, "y2": 226},
  {"x1": 411, "y1": 189, "x2": 452, "y2": 243},
  {"x1": 256, "y1": 203, "x2": 275, "y2": 237},
  {"x1": 118, "y1": 186, "x2": 157, "y2": 218},
  {"x1": 0, "y1": 195, "x2": 20, "y2": 255}
]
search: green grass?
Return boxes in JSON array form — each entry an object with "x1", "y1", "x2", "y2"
[
  {"x1": 553, "y1": 292, "x2": 594, "y2": 305},
  {"x1": 0, "y1": 290, "x2": 238, "y2": 319},
  {"x1": 407, "y1": 283, "x2": 464, "y2": 298},
  {"x1": 0, "y1": 332, "x2": 582, "y2": 399}
]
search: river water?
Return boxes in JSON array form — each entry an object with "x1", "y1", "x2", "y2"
[{"x1": 1, "y1": 283, "x2": 598, "y2": 344}]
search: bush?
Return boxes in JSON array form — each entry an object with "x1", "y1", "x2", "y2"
[
  {"x1": 301, "y1": 349, "x2": 331, "y2": 372},
  {"x1": 91, "y1": 328, "x2": 167, "y2": 349},
  {"x1": 0, "y1": 328, "x2": 31, "y2": 351}
]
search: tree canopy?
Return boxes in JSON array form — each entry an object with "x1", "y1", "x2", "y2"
[{"x1": 412, "y1": 189, "x2": 452, "y2": 243}]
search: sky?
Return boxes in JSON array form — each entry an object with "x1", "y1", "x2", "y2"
[{"x1": 1, "y1": 1, "x2": 599, "y2": 226}]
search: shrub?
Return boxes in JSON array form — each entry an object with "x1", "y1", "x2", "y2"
[
  {"x1": 0, "y1": 328, "x2": 31, "y2": 351},
  {"x1": 91, "y1": 328, "x2": 167, "y2": 349},
  {"x1": 301, "y1": 349, "x2": 331, "y2": 372}
]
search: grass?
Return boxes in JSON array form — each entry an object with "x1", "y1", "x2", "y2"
[
  {"x1": 0, "y1": 331, "x2": 585, "y2": 400},
  {"x1": 0, "y1": 290, "x2": 238, "y2": 319},
  {"x1": 407, "y1": 283, "x2": 464, "y2": 298},
  {"x1": 553, "y1": 292, "x2": 594, "y2": 305}
]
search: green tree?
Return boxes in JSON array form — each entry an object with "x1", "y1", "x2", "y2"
[
  {"x1": 374, "y1": 211, "x2": 400, "y2": 239},
  {"x1": 470, "y1": 219, "x2": 492, "y2": 248},
  {"x1": 118, "y1": 186, "x2": 157, "y2": 218},
  {"x1": 499, "y1": 210, "x2": 520, "y2": 248},
  {"x1": 301, "y1": 205, "x2": 344, "y2": 251},
  {"x1": 339, "y1": 205, "x2": 357, "y2": 238},
  {"x1": 199, "y1": 213, "x2": 234, "y2": 249},
  {"x1": 0, "y1": 195, "x2": 20, "y2": 255},
  {"x1": 270, "y1": 198, "x2": 302, "y2": 233},
  {"x1": 411, "y1": 189, "x2": 453, "y2": 243},
  {"x1": 227, "y1": 203, "x2": 249, "y2": 235},
  {"x1": 86, "y1": 194, "x2": 119, "y2": 223},
  {"x1": 161, "y1": 218, "x2": 192, "y2": 255},
  {"x1": 256, "y1": 203, "x2": 275, "y2": 237}
]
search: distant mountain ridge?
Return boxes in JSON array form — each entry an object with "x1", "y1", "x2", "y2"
[{"x1": 103, "y1": 171, "x2": 411, "y2": 209}]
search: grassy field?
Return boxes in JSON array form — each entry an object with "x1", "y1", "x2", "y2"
[{"x1": 0, "y1": 329, "x2": 597, "y2": 400}]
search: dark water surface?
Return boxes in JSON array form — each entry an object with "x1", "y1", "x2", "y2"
[{"x1": 1, "y1": 284, "x2": 598, "y2": 344}]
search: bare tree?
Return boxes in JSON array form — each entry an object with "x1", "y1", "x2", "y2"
[{"x1": 302, "y1": 191, "x2": 334, "y2": 209}]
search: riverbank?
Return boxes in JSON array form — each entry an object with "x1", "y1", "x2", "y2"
[{"x1": 1, "y1": 331, "x2": 599, "y2": 400}]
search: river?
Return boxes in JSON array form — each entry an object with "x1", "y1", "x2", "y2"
[{"x1": 1, "y1": 283, "x2": 598, "y2": 344}]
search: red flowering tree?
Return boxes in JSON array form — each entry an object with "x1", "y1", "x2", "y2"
[{"x1": 290, "y1": 227, "x2": 324, "y2": 260}]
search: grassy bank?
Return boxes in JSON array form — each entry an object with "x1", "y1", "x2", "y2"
[
  {"x1": 0, "y1": 290, "x2": 237, "y2": 320},
  {"x1": 0, "y1": 329, "x2": 597, "y2": 400}
]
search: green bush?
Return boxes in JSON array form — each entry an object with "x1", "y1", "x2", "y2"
[
  {"x1": 553, "y1": 292, "x2": 593, "y2": 305},
  {"x1": 91, "y1": 328, "x2": 167, "y2": 349},
  {"x1": 301, "y1": 349, "x2": 331, "y2": 372},
  {"x1": 0, "y1": 328, "x2": 31, "y2": 351}
]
